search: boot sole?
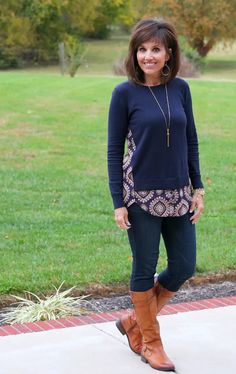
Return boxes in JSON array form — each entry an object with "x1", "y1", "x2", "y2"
[
  {"x1": 141, "y1": 355, "x2": 175, "y2": 372},
  {"x1": 116, "y1": 320, "x2": 126, "y2": 335},
  {"x1": 115, "y1": 320, "x2": 141, "y2": 356}
]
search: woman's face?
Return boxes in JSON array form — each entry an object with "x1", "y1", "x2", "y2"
[{"x1": 136, "y1": 39, "x2": 170, "y2": 81}]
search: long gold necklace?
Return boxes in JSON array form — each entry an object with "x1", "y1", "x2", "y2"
[{"x1": 148, "y1": 84, "x2": 171, "y2": 147}]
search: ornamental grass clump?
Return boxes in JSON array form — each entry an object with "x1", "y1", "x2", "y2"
[{"x1": 1, "y1": 282, "x2": 90, "y2": 325}]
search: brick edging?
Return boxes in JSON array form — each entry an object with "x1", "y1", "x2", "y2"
[{"x1": 0, "y1": 295, "x2": 236, "y2": 337}]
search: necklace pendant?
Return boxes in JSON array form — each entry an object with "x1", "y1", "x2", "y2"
[
  {"x1": 148, "y1": 85, "x2": 171, "y2": 148},
  {"x1": 167, "y1": 128, "x2": 170, "y2": 147}
]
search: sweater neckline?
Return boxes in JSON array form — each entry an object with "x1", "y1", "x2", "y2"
[{"x1": 137, "y1": 82, "x2": 165, "y2": 88}]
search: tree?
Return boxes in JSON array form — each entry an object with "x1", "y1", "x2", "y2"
[
  {"x1": 0, "y1": 0, "x2": 35, "y2": 67},
  {"x1": 117, "y1": 0, "x2": 149, "y2": 29},
  {"x1": 0, "y1": 0, "x2": 100, "y2": 66},
  {"x1": 62, "y1": 0, "x2": 100, "y2": 36},
  {"x1": 59, "y1": 35, "x2": 86, "y2": 77},
  {"x1": 146, "y1": 0, "x2": 236, "y2": 56},
  {"x1": 86, "y1": 0, "x2": 130, "y2": 39}
]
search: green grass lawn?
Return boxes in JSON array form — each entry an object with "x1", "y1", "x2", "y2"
[{"x1": 0, "y1": 72, "x2": 235, "y2": 295}]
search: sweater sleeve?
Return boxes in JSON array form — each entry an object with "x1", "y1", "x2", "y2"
[
  {"x1": 184, "y1": 83, "x2": 204, "y2": 189},
  {"x1": 107, "y1": 87, "x2": 129, "y2": 209}
]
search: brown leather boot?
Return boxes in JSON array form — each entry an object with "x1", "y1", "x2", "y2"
[
  {"x1": 116, "y1": 310, "x2": 142, "y2": 355},
  {"x1": 130, "y1": 288, "x2": 175, "y2": 372},
  {"x1": 116, "y1": 282, "x2": 176, "y2": 356},
  {"x1": 154, "y1": 281, "x2": 176, "y2": 314}
]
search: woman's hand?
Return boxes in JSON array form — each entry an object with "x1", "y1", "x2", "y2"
[
  {"x1": 114, "y1": 207, "x2": 131, "y2": 230},
  {"x1": 189, "y1": 193, "x2": 204, "y2": 224}
]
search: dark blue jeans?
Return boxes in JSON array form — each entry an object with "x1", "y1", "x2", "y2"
[{"x1": 127, "y1": 203, "x2": 196, "y2": 292}]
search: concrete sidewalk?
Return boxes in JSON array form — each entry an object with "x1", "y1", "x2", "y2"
[
  {"x1": 0, "y1": 305, "x2": 235, "y2": 374},
  {"x1": 0, "y1": 306, "x2": 236, "y2": 374}
]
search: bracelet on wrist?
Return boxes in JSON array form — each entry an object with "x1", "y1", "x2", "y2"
[{"x1": 193, "y1": 188, "x2": 205, "y2": 197}]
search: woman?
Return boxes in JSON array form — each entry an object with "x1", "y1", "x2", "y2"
[{"x1": 107, "y1": 18, "x2": 204, "y2": 372}]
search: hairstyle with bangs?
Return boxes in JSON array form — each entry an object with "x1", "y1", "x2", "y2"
[{"x1": 125, "y1": 18, "x2": 180, "y2": 84}]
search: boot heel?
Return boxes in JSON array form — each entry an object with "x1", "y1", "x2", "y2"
[
  {"x1": 141, "y1": 355, "x2": 148, "y2": 364},
  {"x1": 116, "y1": 320, "x2": 126, "y2": 335}
]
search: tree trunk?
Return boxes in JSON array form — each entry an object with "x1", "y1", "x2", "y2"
[{"x1": 193, "y1": 38, "x2": 216, "y2": 57}]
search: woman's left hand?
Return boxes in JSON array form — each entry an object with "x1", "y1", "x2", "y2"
[{"x1": 189, "y1": 193, "x2": 204, "y2": 224}]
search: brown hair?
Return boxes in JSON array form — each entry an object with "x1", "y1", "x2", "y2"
[{"x1": 125, "y1": 18, "x2": 180, "y2": 84}]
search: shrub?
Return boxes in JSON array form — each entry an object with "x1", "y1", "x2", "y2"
[
  {"x1": 179, "y1": 36, "x2": 206, "y2": 74},
  {"x1": 113, "y1": 57, "x2": 126, "y2": 76},
  {"x1": 59, "y1": 36, "x2": 86, "y2": 77},
  {"x1": 0, "y1": 48, "x2": 23, "y2": 69}
]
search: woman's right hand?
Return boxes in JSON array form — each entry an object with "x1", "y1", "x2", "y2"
[{"x1": 114, "y1": 207, "x2": 131, "y2": 230}]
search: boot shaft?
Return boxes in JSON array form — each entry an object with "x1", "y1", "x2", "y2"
[
  {"x1": 130, "y1": 287, "x2": 175, "y2": 371},
  {"x1": 130, "y1": 288, "x2": 161, "y2": 344}
]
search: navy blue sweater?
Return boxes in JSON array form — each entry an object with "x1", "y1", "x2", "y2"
[{"x1": 108, "y1": 77, "x2": 203, "y2": 209}]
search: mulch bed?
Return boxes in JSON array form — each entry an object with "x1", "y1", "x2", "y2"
[
  {"x1": 84, "y1": 280, "x2": 236, "y2": 313},
  {"x1": 0, "y1": 271, "x2": 235, "y2": 325}
]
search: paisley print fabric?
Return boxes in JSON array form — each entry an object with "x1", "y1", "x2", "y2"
[{"x1": 123, "y1": 130, "x2": 193, "y2": 217}]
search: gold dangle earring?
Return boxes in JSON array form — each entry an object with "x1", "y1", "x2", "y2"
[{"x1": 161, "y1": 62, "x2": 170, "y2": 77}]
